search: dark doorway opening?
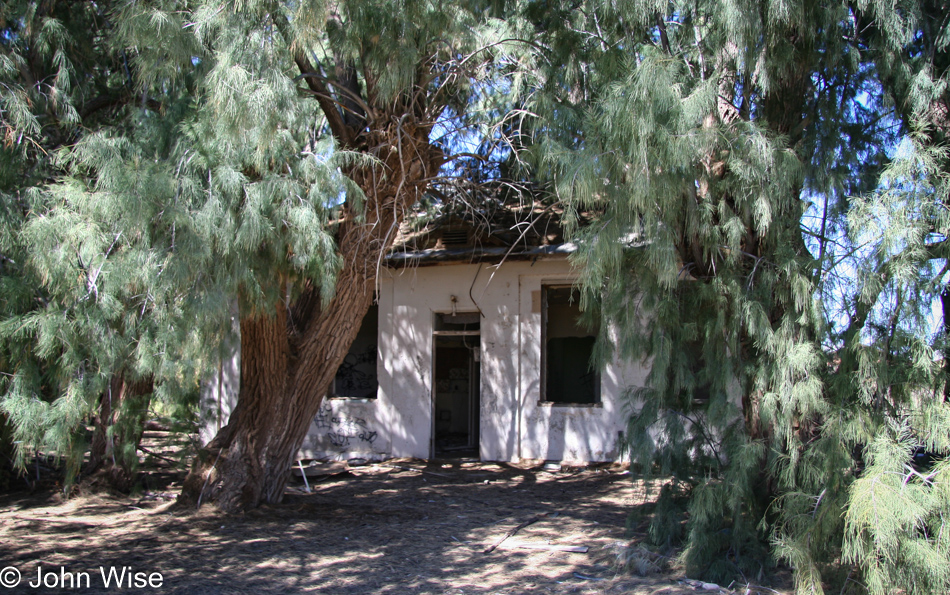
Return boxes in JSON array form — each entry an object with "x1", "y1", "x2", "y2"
[{"x1": 433, "y1": 334, "x2": 480, "y2": 458}]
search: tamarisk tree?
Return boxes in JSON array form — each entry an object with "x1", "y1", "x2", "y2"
[
  {"x1": 838, "y1": 2, "x2": 950, "y2": 592},
  {"x1": 0, "y1": 0, "x2": 177, "y2": 488},
  {"x1": 177, "y1": 0, "x2": 535, "y2": 512},
  {"x1": 532, "y1": 0, "x2": 950, "y2": 592},
  {"x1": 3, "y1": 0, "x2": 534, "y2": 510}
]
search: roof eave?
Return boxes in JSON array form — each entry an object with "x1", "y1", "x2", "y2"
[{"x1": 385, "y1": 243, "x2": 578, "y2": 268}]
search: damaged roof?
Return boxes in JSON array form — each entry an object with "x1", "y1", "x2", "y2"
[{"x1": 387, "y1": 195, "x2": 584, "y2": 267}]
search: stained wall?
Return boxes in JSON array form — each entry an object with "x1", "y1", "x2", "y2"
[{"x1": 300, "y1": 257, "x2": 649, "y2": 463}]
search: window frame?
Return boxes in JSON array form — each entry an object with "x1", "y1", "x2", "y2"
[
  {"x1": 539, "y1": 284, "x2": 601, "y2": 407},
  {"x1": 328, "y1": 304, "x2": 380, "y2": 400}
]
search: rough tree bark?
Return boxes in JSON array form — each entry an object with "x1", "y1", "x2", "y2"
[
  {"x1": 85, "y1": 374, "x2": 153, "y2": 492},
  {"x1": 180, "y1": 116, "x2": 443, "y2": 511}
]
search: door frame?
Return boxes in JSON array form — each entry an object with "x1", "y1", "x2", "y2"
[{"x1": 431, "y1": 315, "x2": 481, "y2": 458}]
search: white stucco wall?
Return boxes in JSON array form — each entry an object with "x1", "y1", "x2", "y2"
[
  {"x1": 302, "y1": 257, "x2": 649, "y2": 463},
  {"x1": 514, "y1": 266, "x2": 647, "y2": 462},
  {"x1": 200, "y1": 258, "x2": 650, "y2": 463}
]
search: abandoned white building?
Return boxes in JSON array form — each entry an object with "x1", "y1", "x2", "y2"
[{"x1": 201, "y1": 203, "x2": 649, "y2": 464}]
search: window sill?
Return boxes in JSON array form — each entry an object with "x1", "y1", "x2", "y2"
[
  {"x1": 326, "y1": 396, "x2": 378, "y2": 402},
  {"x1": 537, "y1": 401, "x2": 602, "y2": 408}
]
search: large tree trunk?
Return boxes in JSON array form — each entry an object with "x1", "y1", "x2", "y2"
[
  {"x1": 85, "y1": 374, "x2": 153, "y2": 492},
  {"x1": 180, "y1": 122, "x2": 441, "y2": 512}
]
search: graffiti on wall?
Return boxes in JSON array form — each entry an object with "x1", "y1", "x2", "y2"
[{"x1": 315, "y1": 403, "x2": 378, "y2": 449}]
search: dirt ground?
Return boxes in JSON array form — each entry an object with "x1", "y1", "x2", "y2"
[{"x1": 0, "y1": 459, "x2": 787, "y2": 595}]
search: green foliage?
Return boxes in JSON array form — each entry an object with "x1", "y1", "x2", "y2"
[
  {"x1": 529, "y1": 0, "x2": 950, "y2": 593},
  {"x1": 2, "y1": 0, "x2": 948, "y2": 590},
  {"x1": 843, "y1": 406, "x2": 950, "y2": 595},
  {"x1": 0, "y1": 0, "x2": 143, "y2": 477},
  {"x1": 0, "y1": 0, "x2": 539, "y2": 491},
  {"x1": 0, "y1": 414, "x2": 14, "y2": 490},
  {"x1": 832, "y1": 138, "x2": 950, "y2": 594},
  {"x1": 1, "y1": 0, "x2": 355, "y2": 479}
]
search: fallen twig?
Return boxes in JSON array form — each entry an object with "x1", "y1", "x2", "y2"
[
  {"x1": 196, "y1": 450, "x2": 222, "y2": 509},
  {"x1": 12, "y1": 516, "x2": 99, "y2": 526},
  {"x1": 502, "y1": 541, "x2": 589, "y2": 553},
  {"x1": 573, "y1": 572, "x2": 606, "y2": 581},
  {"x1": 483, "y1": 512, "x2": 549, "y2": 554},
  {"x1": 680, "y1": 578, "x2": 731, "y2": 592},
  {"x1": 381, "y1": 463, "x2": 453, "y2": 479},
  {"x1": 138, "y1": 445, "x2": 179, "y2": 466}
]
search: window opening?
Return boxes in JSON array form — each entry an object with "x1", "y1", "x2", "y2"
[
  {"x1": 542, "y1": 286, "x2": 599, "y2": 404},
  {"x1": 330, "y1": 305, "x2": 378, "y2": 399}
]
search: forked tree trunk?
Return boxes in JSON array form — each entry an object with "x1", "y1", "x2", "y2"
[
  {"x1": 180, "y1": 124, "x2": 441, "y2": 512},
  {"x1": 180, "y1": 269, "x2": 376, "y2": 511},
  {"x1": 86, "y1": 374, "x2": 153, "y2": 492}
]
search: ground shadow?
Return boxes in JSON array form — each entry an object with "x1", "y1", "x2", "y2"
[{"x1": 0, "y1": 462, "x2": 781, "y2": 594}]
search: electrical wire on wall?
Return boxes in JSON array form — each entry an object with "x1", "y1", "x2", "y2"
[{"x1": 468, "y1": 263, "x2": 485, "y2": 319}]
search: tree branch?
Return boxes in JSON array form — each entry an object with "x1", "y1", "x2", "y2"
[
  {"x1": 293, "y1": 72, "x2": 376, "y2": 124},
  {"x1": 270, "y1": 13, "x2": 354, "y2": 147},
  {"x1": 656, "y1": 13, "x2": 672, "y2": 55}
]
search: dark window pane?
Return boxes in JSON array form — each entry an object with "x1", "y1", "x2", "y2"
[
  {"x1": 546, "y1": 336, "x2": 597, "y2": 403},
  {"x1": 331, "y1": 305, "x2": 378, "y2": 399},
  {"x1": 543, "y1": 286, "x2": 599, "y2": 404}
]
